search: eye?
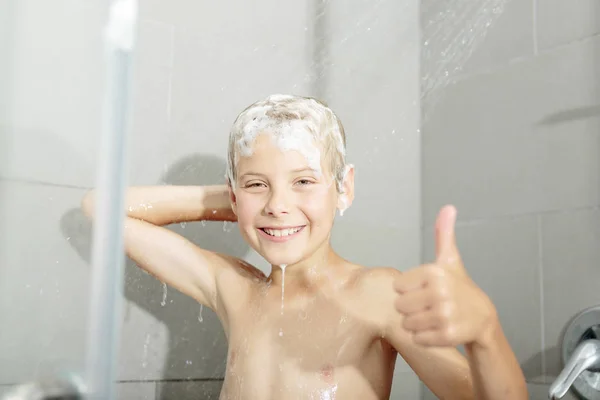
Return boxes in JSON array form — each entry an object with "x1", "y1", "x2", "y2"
[
  {"x1": 296, "y1": 179, "x2": 315, "y2": 186},
  {"x1": 244, "y1": 182, "x2": 267, "y2": 188}
]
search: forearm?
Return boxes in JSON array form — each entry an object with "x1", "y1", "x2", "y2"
[
  {"x1": 82, "y1": 184, "x2": 236, "y2": 225},
  {"x1": 465, "y1": 314, "x2": 528, "y2": 400}
]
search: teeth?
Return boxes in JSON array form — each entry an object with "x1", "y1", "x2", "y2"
[{"x1": 263, "y1": 227, "x2": 302, "y2": 237}]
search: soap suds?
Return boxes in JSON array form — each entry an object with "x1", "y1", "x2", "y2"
[{"x1": 279, "y1": 264, "x2": 287, "y2": 337}]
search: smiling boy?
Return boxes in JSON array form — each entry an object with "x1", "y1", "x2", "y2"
[{"x1": 82, "y1": 94, "x2": 527, "y2": 399}]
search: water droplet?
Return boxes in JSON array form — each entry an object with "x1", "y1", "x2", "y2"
[
  {"x1": 180, "y1": 222, "x2": 187, "y2": 228},
  {"x1": 201, "y1": 220, "x2": 207, "y2": 227},
  {"x1": 161, "y1": 283, "x2": 167, "y2": 306},
  {"x1": 198, "y1": 305, "x2": 204, "y2": 322},
  {"x1": 142, "y1": 333, "x2": 151, "y2": 368}
]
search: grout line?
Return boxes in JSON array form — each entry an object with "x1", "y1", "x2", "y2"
[
  {"x1": 443, "y1": 204, "x2": 600, "y2": 228},
  {"x1": 0, "y1": 378, "x2": 225, "y2": 388},
  {"x1": 0, "y1": 176, "x2": 91, "y2": 191},
  {"x1": 532, "y1": 0, "x2": 539, "y2": 55},
  {"x1": 537, "y1": 214, "x2": 546, "y2": 378},
  {"x1": 119, "y1": 378, "x2": 224, "y2": 383}
]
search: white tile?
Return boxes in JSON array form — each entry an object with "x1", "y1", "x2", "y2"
[
  {"x1": 117, "y1": 381, "x2": 156, "y2": 400},
  {"x1": 537, "y1": 0, "x2": 600, "y2": 50},
  {"x1": 0, "y1": 181, "x2": 91, "y2": 384},
  {"x1": 0, "y1": 1, "x2": 108, "y2": 187}
]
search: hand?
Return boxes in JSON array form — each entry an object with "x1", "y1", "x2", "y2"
[{"x1": 393, "y1": 205, "x2": 497, "y2": 347}]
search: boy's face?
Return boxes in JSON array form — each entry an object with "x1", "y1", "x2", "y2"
[{"x1": 230, "y1": 133, "x2": 353, "y2": 268}]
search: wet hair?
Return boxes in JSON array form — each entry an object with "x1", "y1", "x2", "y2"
[{"x1": 226, "y1": 94, "x2": 347, "y2": 192}]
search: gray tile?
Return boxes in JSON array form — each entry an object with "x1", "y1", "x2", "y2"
[
  {"x1": 541, "y1": 208, "x2": 600, "y2": 379},
  {"x1": 423, "y1": 35, "x2": 600, "y2": 226},
  {"x1": 331, "y1": 221, "x2": 420, "y2": 274},
  {"x1": 422, "y1": 0, "x2": 534, "y2": 80},
  {"x1": 0, "y1": 1, "x2": 107, "y2": 187},
  {"x1": 325, "y1": 67, "x2": 420, "y2": 234},
  {"x1": 0, "y1": 181, "x2": 91, "y2": 384},
  {"x1": 390, "y1": 370, "x2": 421, "y2": 399},
  {"x1": 156, "y1": 379, "x2": 223, "y2": 400},
  {"x1": 140, "y1": 1, "x2": 302, "y2": 34},
  {"x1": 166, "y1": 4, "x2": 310, "y2": 166},
  {"x1": 324, "y1": 0, "x2": 418, "y2": 80},
  {"x1": 421, "y1": 383, "x2": 437, "y2": 400},
  {"x1": 528, "y1": 381, "x2": 579, "y2": 400},
  {"x1": 423, "y1": 378, "x2": 581, "y2": 399},
  {"x1": 117, "y1": 381, "x2": 156, "y2": 400},
  {"x1": 423, "y1": 215, "x2": 542, "y2": 379},
  {"x1": 537, "y1": 0, "x2": 600, "y2": 50},
  {"x1": 315, "y1": 2, "x2": 420, "y2": 236}
]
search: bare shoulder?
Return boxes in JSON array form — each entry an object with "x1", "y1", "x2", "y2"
[
  {"x1": 352, "y1": 266, "x2": 402, "y2": 289},
  {"x1": 215, "y1": 254, "x2": 268, "y2": 288},
  {"x1": 342, "y1": 265, "x2": 401, "y2": 332}
]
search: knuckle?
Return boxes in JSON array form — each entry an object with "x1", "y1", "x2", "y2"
[
  {"x1": 426, "y1": 264, "x2": 446, "y2": 281},
  {"x1": 435, "y1": 302, "x2": 453, "y2": 322},
  {"x1": 440, "y1": 325, "x2": 456, "y2": 343}
]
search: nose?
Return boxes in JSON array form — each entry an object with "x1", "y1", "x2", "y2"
[{"x1": 264, "y1": 187, "x2": 291, "y2": 217}]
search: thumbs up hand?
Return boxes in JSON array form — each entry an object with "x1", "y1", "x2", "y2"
[{"x1": 394, "y1": 205, "x2": 497, "y2": 347}]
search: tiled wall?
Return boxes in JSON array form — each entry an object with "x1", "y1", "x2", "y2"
[
  {"x1": 421, "y1": 0, "x2": 600, "y2": 399},
  {"x1": 0, "y1": 1, "x2": 421, "y2": 399}
]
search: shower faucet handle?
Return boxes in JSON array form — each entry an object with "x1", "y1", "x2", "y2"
[{"x1": 548, "y1": 338, "x2": 600, "y2": 399}]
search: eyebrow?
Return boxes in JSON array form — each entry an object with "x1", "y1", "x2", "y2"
[{"x1": 239, "y1": 167, "x2": 317, "y2": 179}]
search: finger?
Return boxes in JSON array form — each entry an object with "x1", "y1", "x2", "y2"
[
  {"x1": 394, "y1": 289, "x2": 434, "y2": 314},
  {"x1": 402, "y1": 308, "x2": 444, "y2": 332},
  {"x1": 435, "y1": 205, "x2": 459, "y2": 263},
  {"x1": 394, "y1": 267, "x2": 431, "y2": 293}
]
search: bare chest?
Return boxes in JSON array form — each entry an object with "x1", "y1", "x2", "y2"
[{"x1": 220, "y1": 295, "x2": 395, "y2": 399}]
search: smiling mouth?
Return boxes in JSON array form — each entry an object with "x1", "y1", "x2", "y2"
[{"x1": 260, "y1": 226, "x2": 304, "y2": 237}]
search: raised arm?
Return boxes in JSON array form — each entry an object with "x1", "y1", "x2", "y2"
[{"x1": 81, "y1": 185, "x2": 255, "y2": 313}]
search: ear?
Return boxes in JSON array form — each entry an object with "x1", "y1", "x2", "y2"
[
  {"x1": 337, "y1": 164, "x2": 355, "y2": 213},
  {"x1": 227, "y1": 181, "x2": 238, "y2": 216}
]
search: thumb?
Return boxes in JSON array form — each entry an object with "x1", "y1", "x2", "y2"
[{"x1": 435, "y1": 205, "x2": 458, "y2": 263}]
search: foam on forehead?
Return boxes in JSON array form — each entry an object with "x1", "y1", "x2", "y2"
[{"x1": 226, "y1": 94, "x2": 347, "y2": 190}]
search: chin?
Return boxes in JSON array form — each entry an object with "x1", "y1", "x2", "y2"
[{"x1": 260, "y1": 251, "x2": 305, "y2": 267}]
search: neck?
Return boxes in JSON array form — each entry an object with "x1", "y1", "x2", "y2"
[{"x1": 268, "y1": 244, "x2": 344, "y2": 289}]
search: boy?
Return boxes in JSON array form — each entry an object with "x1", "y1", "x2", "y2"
[{"x1": 82, "y1": 94, "x2": 527, "y2": 399}]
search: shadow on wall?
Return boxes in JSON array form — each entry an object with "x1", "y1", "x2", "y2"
[{"x1": 61, "y1": 153, "x2": 250, "y2": 400}]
